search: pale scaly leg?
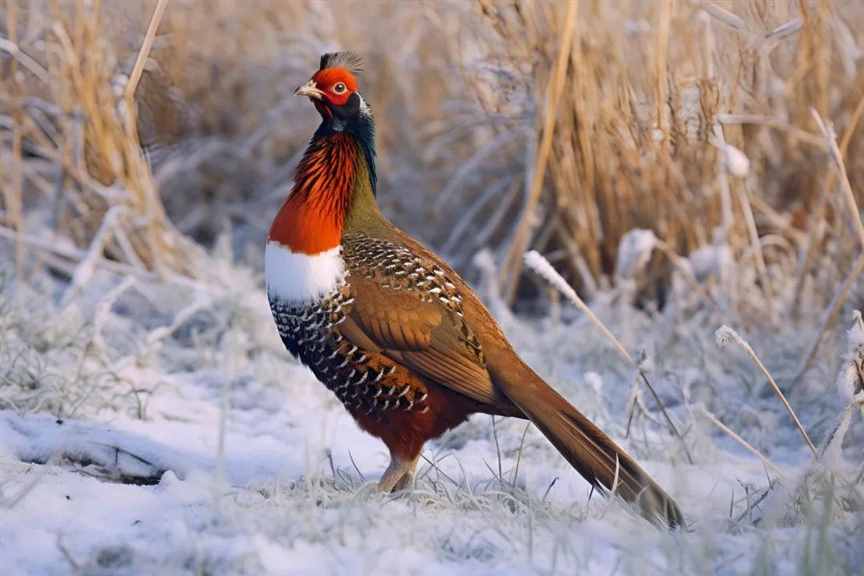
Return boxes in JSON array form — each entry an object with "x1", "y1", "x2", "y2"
[
  {"x1": 377, "y1": 453, "x2": 420, "y2": 493},
  {"x1": 392, "y1": 454, "x2": 420, "y2": 492}
]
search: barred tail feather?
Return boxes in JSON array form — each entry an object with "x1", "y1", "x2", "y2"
[{"x1": 491, "y1": 361, "x2": 684, "y2": 528}]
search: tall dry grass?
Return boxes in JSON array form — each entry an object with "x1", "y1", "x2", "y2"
[
  {"x1": 1, "y1": 0, "x2": 201, "y2": 280},
  {"x1": 477, "y1": 0, "x2": 864, "y2": 305},
  {"x1": 0, "y1": 0, "x2": 862, "y2": 312}
]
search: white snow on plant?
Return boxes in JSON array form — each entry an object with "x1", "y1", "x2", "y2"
[
  {"x1": 721, "y1": 143, "x2": 750, "y2": 177},
  {"x1": 688, "y1": 243, "x2": 733, "y2": 282},
  {"x1": 615, "y1": 228, "x2": 658, "y2": 280}
]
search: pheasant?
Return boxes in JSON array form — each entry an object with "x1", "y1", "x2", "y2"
[{"x1": 266, "y1": 52, "x2": 684, "y2": 528}]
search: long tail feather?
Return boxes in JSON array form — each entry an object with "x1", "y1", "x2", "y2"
[{"x1": 490, "y1": 360, "x2": 684, "y2": 528}]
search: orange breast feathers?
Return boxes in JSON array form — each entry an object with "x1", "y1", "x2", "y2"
[{"x1": 269, "y1": 134, "x2": 360, "y2": 255}]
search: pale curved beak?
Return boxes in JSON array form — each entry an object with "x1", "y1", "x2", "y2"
[{"x1": 294, "y1": 79, "x2": 325, "y2": 100}]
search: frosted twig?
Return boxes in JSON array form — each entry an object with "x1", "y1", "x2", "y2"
[
  {"x1": 103, "y1": 292, "x2": 209, "y2": 379},
  {"x1": 654, "y1": 240, "x2": 716, "y2": 306},
  {"x1": 511, "y1": 422, "x2": 530, "y2": 490},
  {"x1": 715, "y1": 326, "x2": 817, "y2": 456},
  {"x1": 420, "y1": 454, "x2": 459, "y2": 487},
  {"x1": 64, "y1": 276, "x2": 137, "y2": 419},
  {"x1": 792, "y1": 196, "x2": 864, "y2": 380},
  {"x1": 625, "y1": 381, "x2": 663, "y2": 437},
  {"x1": 817, "y1": 311, "x2": 864, "y2": 461},
  {"x1": 348, "y1": 450, "x2": 366, "y2": 482},
  {"x1": 734, "y1": 484, "x2": 774, "y2": 525},
  {"x1": 144, "y1": 295, "x2": 209, "y2": 347},
  {"x1": 491, "y1": 416, "x2": 503, "y2": 486},
  {"x1": 525, "y1": 251, "x2": 694, "y2": 464},
  {"x1": 526, "y1": 251, "x2": 629, "y2": 360},
  {"x1": 62, "y1": 206, "x2": 125, "y2": 305},
  {"x1": 794, "y1": 105, "x2": 864, "y2": 382},
  {"x1": 811, "y1": 109, "x2": 864, "y2": 250},
  {"x1": 698, "y1": 406, "x2": 783, "y2": 477},
  {"x1": 818, "y1": 403, "x2": 856, "y2": 464}
]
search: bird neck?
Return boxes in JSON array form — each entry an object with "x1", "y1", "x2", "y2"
[{"x1": 269, "y1": 118, "x2": 380, "y2": 254}]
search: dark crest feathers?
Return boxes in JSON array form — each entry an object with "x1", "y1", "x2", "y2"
[{"x1": 319, "y1": 52, "x2": 364, "y2": 75}]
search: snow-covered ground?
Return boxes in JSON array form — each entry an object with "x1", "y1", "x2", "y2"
[{"x1": 1, "y1": 248, "x2": 862, "y2": 575}]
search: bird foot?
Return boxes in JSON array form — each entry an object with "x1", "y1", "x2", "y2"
[{"x1": 376, "y1": 453, "x2": 419, "y2": 493}]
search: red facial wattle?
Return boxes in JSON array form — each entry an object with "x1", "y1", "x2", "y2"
[{"x1": 311, "y1": 67, "x2": 357, "y2": 107}]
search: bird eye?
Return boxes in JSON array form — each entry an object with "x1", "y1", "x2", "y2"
[{"x1": 332, "y1": 82, "x2": 347, "y2": 94}]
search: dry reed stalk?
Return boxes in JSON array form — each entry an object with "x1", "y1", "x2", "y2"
[
  {"x1": 472, "y1": 0, "x2": 864, "y2": 302},
  {"x1": 716, "y1": 114, "x2": 825, "y2": 148},
  {"x1": 782, "y1": 2, "x2": 837, "y2": 316},
  {"x1": 4, "y1": 0, "x2": 864, "y2": 312},
  {"x1": 736, "y1": 184, "x2": 772, "y2": 301},
  {"x1": 746, "y1": 192, "x2": 807, "y2": 247},
  {"x1": 713, "y1": 119, "x2": 770, "y2": 301},
  {"x1": 479, "y1": 1, "x2": 739, "y2": 297},
  {"x1": 654, "y1": 0, "x2": 672, "y2": 139},
  {"x1": 698, "y1": 406, "x2": 784, "y2": 478},
  {"x1": 524, "y1": 250, "x2": 694, "y2": 464},
  {"x1": 715, "y1": 326, "x2": 817, "y2": 456},
  {"x1": 810, "y1": 109, "x2": 864, "y2": 249},
  {"x1": 500, "y1": 0, "x2": 578, "y2": 304},
  {"x1": 125, "y1": 0, "x2": 169, "y2": 106},
  {"x1": 45, "y1": 1, "x2": 202, "y2": 278},
  {"x1": 792, "y1": 110, "x2": 864, "y2": 380},
  {"x1": 791, "y1": 94, "x2": 864, "y2": 315},
  {"x1": 711, "y1": 124, "x2": 736, "y2": 240}
]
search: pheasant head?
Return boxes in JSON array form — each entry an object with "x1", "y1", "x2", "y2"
[
  {"x1": 295, "y1": 52, "x2": 369, "y2": 124},
  {"x1": 269, "y1": 52, "x2": 377, "y2": 258}
]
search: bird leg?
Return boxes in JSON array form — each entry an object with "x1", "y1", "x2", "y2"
[{"x1": 377, "y1": 452, "x2": 420, "y2": 493}]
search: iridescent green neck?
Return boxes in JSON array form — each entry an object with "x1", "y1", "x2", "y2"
[{"x1": 344, "y1": 148, "x2": 386, "y2": 232}]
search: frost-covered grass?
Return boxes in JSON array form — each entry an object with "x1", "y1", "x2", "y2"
[
  {"x1": 2, "y1": 1, "x2": 864, "y2": 573},
  {"x1": 1, "y1": 253, "x2": 862, "y2": 575}
]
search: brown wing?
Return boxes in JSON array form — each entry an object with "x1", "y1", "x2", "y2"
[{"x1": 344, "y1": 272, "x2": 504, "y2": 408}]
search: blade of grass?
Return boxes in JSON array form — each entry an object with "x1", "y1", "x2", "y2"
[{"x1": 716, "y1": 326, "x2": 817, "y2": 456}]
